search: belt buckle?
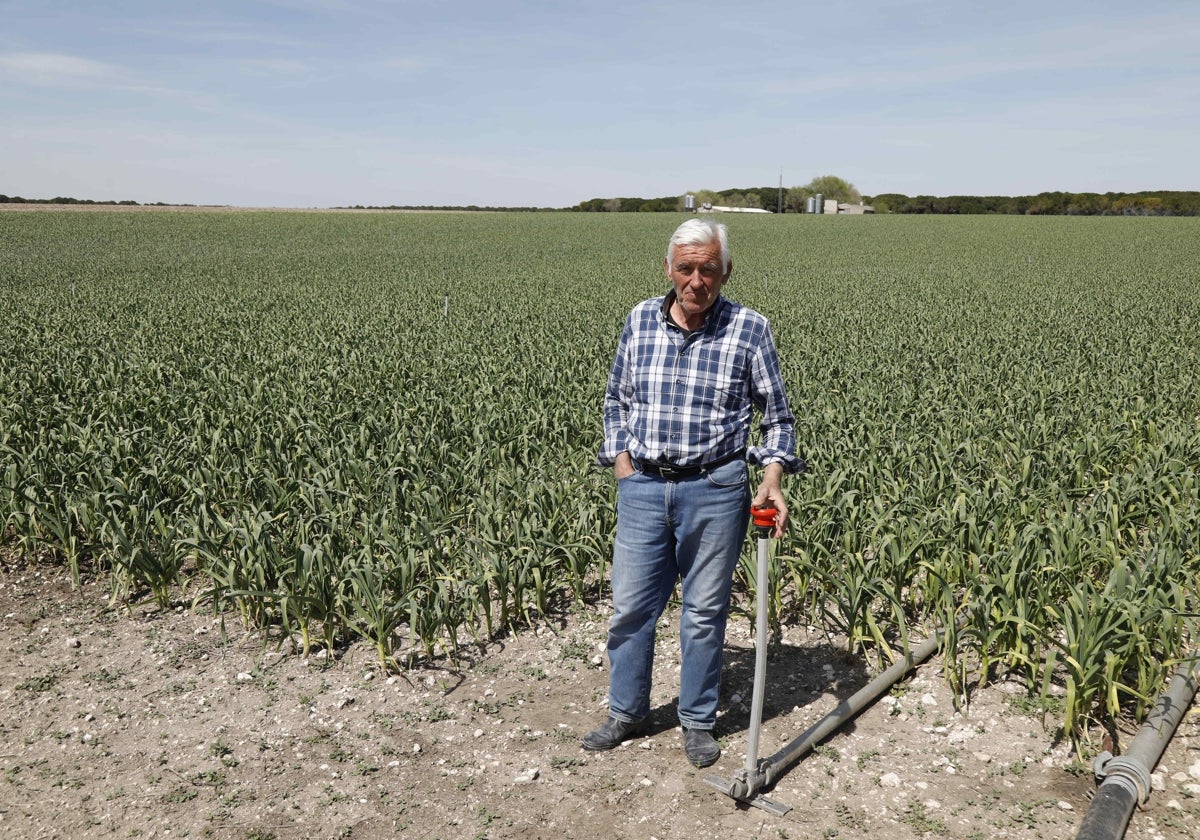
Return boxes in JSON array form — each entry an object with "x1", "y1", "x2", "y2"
[{"x1": 657, "y1": 463, "x2": 684, "y2": 479}]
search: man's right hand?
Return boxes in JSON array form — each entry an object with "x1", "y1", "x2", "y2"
[{"x1": 614, "y1": 451, "x2": 635, "y2": 480}]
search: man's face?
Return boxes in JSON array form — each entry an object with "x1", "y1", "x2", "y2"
[{"x1": 665, "y1": 240, "x2": 730, "y2": 321}]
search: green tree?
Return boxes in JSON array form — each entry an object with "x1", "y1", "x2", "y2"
[
  {"x1": 639, "y1": 197, "x2": 677, "y2": 212},
  {"x1": 686, "y1": 189, "x2": 721, "y2": 209},
  {"x1": 717, "y1": 192, "x2": 763, "y2": 209},
  {"x1": 803, "y1": 175, "x2": 861, "y2": 204},
  {"x1": 784, "y1": 186, "x2": 810, "y2": 212}
]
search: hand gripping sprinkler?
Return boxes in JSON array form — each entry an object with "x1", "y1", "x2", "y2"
[{"x1": 704, "y1": 503, "x2": 793, "y2": 816}]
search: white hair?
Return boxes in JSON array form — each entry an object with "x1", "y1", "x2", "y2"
[{"x1": 667, "y1": 218, "x2": 730, "y2": 274}]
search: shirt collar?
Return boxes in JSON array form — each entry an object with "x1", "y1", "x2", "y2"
[{"x1": 662, "y1": 289, "x2": 723, "y2": 333}]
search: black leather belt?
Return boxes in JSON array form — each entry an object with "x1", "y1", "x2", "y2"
[{"x1": 637, "y1": 449, "x2": 745, "y2": 480}]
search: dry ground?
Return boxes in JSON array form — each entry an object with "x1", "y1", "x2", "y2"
[{"x1": 2, "y1": 563, "x2": 1199, "y2": 840}]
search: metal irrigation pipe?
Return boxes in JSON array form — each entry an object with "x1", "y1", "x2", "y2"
[{"x1": 1074, "y1": 652, "x2": 1200, "y2": 840}]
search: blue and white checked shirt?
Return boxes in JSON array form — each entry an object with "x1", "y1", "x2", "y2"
[{"x1": 598, "y1": 293, "x2": 803, "y2": 473}]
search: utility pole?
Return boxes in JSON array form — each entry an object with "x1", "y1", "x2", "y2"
[{"x1": 777, "y1": 169, "x2": 783, "y2": 214}]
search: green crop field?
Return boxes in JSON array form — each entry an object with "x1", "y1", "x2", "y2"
[{"x1": 2, "y1": 209, "x2": 1198, "y2": 746}]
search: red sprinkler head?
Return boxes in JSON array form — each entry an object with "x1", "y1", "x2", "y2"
[{"x1": 750, "y1": 505, "x2": 777, "y2": 530}]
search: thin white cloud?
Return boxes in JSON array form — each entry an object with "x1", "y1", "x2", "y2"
[
  {"x1": 115, "y1": 21, "x2": 313, "y2": 49},
  {"x1": 378, "y1": 57, "x2": 436, "y2": 74},
  {"x1": 759, "y1": 11, "x2": 1195, "y2": 100},
  {"x1": 242, "y1": 58, "x2": 309, "y2": 74},
  {"x1": 0, "y1": 51, "x2": 122, "y2": 84},
  {"x1": 257, "y1": 0, "x2": 415, "y2": 25},
  {"x1": 0, "y1": 50, "x2": 241, "y2": 107}
]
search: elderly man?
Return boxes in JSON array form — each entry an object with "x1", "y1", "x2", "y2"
[{"x1": 585, "y1": 217, "x2": 803, "y2": 768}]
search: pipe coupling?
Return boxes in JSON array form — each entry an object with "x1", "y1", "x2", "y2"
[{"x1": 1093, "y1": 751, "x2": 1152, "y2": 803}]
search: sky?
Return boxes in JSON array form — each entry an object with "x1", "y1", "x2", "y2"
[{"x1": 1, "y1": 0, "x2": 1197, "y2": 208}]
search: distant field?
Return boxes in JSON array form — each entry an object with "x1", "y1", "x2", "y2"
[{"x1": 2, "y1": 210, "x2": 1198, "y2": 743}]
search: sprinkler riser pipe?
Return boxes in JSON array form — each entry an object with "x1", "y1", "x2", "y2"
[{"x1": 745, "y1": 533, "x2": 770, "y2": 775}]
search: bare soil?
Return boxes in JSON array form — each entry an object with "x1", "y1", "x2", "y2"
[{"x1": 2, "y1": 564, "x2": 1198, "y2": 840}]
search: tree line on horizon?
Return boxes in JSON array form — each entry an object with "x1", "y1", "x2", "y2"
[
  {"x1": 6, "y1": 183, "x2": 1200, "y2": 216},
  {"x1": 866, "y1": 191, "x2": 1200, "y2": 216},
  {"x1": 1, "y1": 194, "x2": 156, "y2": 206},
  {"x1": 574, "y1": 185, "x2": 1200, "y2": 216},
  {"x1": 574, "y1": 175, "x2": 863, "y2": 214}
]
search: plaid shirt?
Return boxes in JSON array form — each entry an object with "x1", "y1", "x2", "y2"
[{"x1": 599, "y1": 292, "x2": 803, "y2": 473}]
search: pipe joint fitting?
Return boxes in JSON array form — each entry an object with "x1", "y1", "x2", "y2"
[
  {"x1": 1093, "y1": 751, "x2": 1152, "y2": 803},
  {"x1": 724, "y1": 763, "x2": 772, "y2": 802}
]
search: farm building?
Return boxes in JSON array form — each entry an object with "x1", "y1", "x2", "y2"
[
  {"x1": 698, "y1": 203, "x2": 772, "y2": 214},
  {"x1": 820, "y1": 199, "x2": 874, "y2": 214}
]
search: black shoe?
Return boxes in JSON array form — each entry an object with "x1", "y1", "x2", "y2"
[
  {"x1": 682, "y1": 727, "x2": 721, "y2": 768},
  {"x1": 582, "y1": 716, "x2": 643, "y2": 751}
]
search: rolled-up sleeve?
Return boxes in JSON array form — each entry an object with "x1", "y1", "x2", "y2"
[
  {"x1": 747, "y1": 322, "x2": 805, "y2": 474},
  {"x1": 598, "y1": 317, "x2": 633, "y2": 467}
]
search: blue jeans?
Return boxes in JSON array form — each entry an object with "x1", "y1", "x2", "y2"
[{"x1": 606, "y1": 458, "x2": 750, "y2": 730}]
